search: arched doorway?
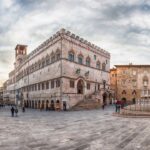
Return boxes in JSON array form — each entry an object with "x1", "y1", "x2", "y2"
[
  {"x1": 41, "y1": 100, "x2": 44, "y2": 109},
  {"x1": 32, "y1": 101, "x2": 34, "y2": 108},
  {"x1": 77, "y1": 79, "x2": 84, "y2": 94},
  {"x1": 103, "y1": 92, "x2": 107, "y2": 105},
  {"x1": 46, "y1": 100, "x2": 49, "y2": 111},
  {"x1": 50, "y1": 100, "x2": 55, "y2": 110},
  {"x1": 109, "y1": 93, "x2": 112, "y2": 104},
  {"x1": 55, "y1": 100, "x2": 60, "y2": 111},
  {"x1": 38, "y1": 100, "x2": 40, "y2": 109},
  {"x1": 132, "y1": 98, "x2": 136, "y2": 104},
  {"x1": 35, "y1": 101, "x2": 37, "y2": 109}
]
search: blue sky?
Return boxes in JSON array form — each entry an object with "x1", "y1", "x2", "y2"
[{"x1": 0, "y1": 0, "x2": 150, "y2": 86}]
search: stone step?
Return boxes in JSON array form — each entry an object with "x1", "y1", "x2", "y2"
[{"x1": 71, "y1": 99, "x2": 101, "y2": 111}]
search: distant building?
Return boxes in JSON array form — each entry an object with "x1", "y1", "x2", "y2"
[
  {"x1": 110, "y1": 64, "x2": 150, "y2": 102},
  {"x1": 6, "y1": 28, "x2": 111, "y2": 110},
  {"x1": 0, "y1": 87, "x2": 3, "y2": 104}
]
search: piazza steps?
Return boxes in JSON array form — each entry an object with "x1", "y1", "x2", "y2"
[{"x1": 71, "y1": 99, "x2": 101, "y2": 111}]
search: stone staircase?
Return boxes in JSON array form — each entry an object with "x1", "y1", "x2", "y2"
[{"x1": 71, "y1": 98, "x2": 101, "y2": 111}]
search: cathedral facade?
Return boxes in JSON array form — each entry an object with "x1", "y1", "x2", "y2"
[{"x1": 6, "y1": 29, "x2": 111, "y2": 110}]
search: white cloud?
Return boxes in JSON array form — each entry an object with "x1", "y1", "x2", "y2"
[{"x1": 0, "y1": 0, "x2": 150, "y2": 86}]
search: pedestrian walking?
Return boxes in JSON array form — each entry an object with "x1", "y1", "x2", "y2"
[
  {"x1": 15, "y1": 107, "x2": 18, "y2": 117},
  {"x1": 63, "y1": 101, "x2": 67, "y2": 111},
  {"x1": 11, "y1": 107, "x2": 15, "y2": 117},
  {"x1": 22, "y1": 106, "x2": 25, "y2": 112}
]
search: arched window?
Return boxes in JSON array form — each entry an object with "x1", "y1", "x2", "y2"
[
  {"x1": 46, "y1": 54, "x2": 50, "y2": 65},
  {"x1": 38, "y1": 60, "x2": 41, "y2": 69},
  {"x1": 56, "y1": 49, "x2": 61, "y2": 60},
  {"x1": 96, "y1": 61, "x2": 100, "y2": 69},
  {"x1": 51, "y1": 52, "x2": 55, "y2": 63},
  {"x1": 68, "y1": 51, "x2": 75, "y2": 61},
  {"x1": 34, "y1": 62, "x2": 37, "y2": 70},
  {"x1": 42, "y1": 57, "x2": 45, "y2": 68},
  {"x1": 86, "y1": 56, "x2": 90, "y2": 67},
  {"x1": 143, "y1": 76, "x2": 148, "y2": 87},
  {"x1": 78, "y1": 54, "x2": 83, "y2": 64},
  {"x1": 102, "y1": 62, "x2": 106, "y2": 71},
  {"x1": 122, "y1": 90, "x2": 126, "y2": 94},
  {"x1": 132, "y1": 90, "x2": 136, "y2": 95}
]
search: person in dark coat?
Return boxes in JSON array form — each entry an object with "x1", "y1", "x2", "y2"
[
  {"x1": 22, "y1": 106, "x2": 25, "y2": 112},
  {"x1": 102, "y1": 103, "x2": 105, "y2": 110},
  {"x1": 63, "y1": 102, "x2": 67, "y2": 111},
  {"x1": 11, "y1": 107, "x2": 15, "y2": 117}
]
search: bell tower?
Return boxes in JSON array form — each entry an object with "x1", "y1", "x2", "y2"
[{"x1": 15, "y1": 44, "x2": 27, "y2": 67}]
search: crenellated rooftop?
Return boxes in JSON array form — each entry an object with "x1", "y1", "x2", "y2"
[
  {"x1": 27, "y1": 28, "x2": 110, "y2": 59},
  {"x1": 16, "y1": 28, "x2": 110, "y2": 70}
]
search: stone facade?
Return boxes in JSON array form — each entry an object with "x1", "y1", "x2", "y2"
[
  {"x1": 110, "y1": 64, "x2": 150, "y2": 102},
  {"x1": 0, "y1": 87, "x2": 3, "y2": 104},
  {"x1": 6, "y1": 28, "x2": 111, "y2": 110}
]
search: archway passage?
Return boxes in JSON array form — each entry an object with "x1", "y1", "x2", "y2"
[
  {"x1": 46, "y1": 100, "x2": 49, "y2": 110},
  {"x1": 77, "y1": 79, "x2": 84, "y2": 94},
  {"x1": 103, "y1": 92, "x2": 107, "y2": 104},
  {"x1": 50, "y1": 100, "x2": 55, "y2": 110}
]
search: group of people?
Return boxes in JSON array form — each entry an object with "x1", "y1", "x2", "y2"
[
  {"x1": 11, "y1": 106, "x2": 18, "y2": 117},
  {"x1": 10, "y1": 106, "x2": 25, "y2": 117},
  {"x1": 101, "y1": 99, "x2": 126, "y2": 112},
  {"x1": 115, "y1": 100, "x2": 126, "y2": 112}
]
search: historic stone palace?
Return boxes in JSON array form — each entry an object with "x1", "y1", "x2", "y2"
[
  {"x1": 5, "y1": 29, "x2": 111, "y2": 110},
  {"x1": 110, "y1": 64, "x2": 150, "y2": 102}
]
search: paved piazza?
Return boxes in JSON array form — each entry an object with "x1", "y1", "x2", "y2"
[{"x1": 0, "y1": 106, "x2": 150, "y2": 150}]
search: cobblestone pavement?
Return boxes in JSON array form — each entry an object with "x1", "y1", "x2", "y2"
[{"x1": 0, "y1": 106, "x2": 150, "y2": 150}]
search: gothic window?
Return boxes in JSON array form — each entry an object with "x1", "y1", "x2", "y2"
[
  {"x1": 35, "y1": 84, "x2": 37, "y2": 91},
  {"x1": 38, "y1": 60, "x2": 41, "y2": 69},
  {"x1": 102, "y1": 63, "x2": 106, "y2": 71},
  {"x1": 56, "y1": 49, "x2": 61, "y2": 60},
  {"x1": 42, "y1": 82, "x2": 45, "y2": 90},
  {"x1": 96, "y1": 61, "x2": 100, "y2": 69},
  {"x1": 122, "y1": 90, "x2": 126, "y2": 94},
  {"x1": 132, "y1": 90, "x2": 136, "y2": 95},
  {"x1": 68, "y1": 51, "x2": 75, "y2": 61},
  {"x1": 143, "y1": 76, "x2": 148, "y2": 87},
  {"x1": 46, "y1": 55, "x2": 50, "y2": 65},
  {"x1": 78, "y1": 54, "x2": 83, "y2": 64},
  {"x1": 51, "y1": 80, "x2": 55, "y2": 88},
  {"x1": 51, "y1": 52, "x2": 55, "y2": 63},
  {"x1": 42, "y1": 58, "x2": 45, "y2": 68},
  {"x1": 86, "y1": 56, "x2": 90, "y2": 67},
  {"x1": 35, "y1": 62, "x2": 37, "y2": 70},
  {"x1": 38, "y1": 83, "x2": 40, "y2": 90},
  {"x1": 46, "y1": 81, "x2": 49, "y2": 89},
  {"x1": 56, "y1": 79, "x2": 60, "y2": 87}
]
